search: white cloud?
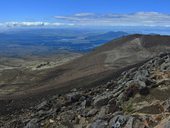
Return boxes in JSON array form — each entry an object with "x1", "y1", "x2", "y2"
[
  {"x1": 74, "y1": 13, "x2": 95, "y2": 17},
  {"x1": 0, "y1": 21, "x2": 75, "y2": 28},
  {"x1": 54, "y1": 12, "x2": 170, "y2": 27}
]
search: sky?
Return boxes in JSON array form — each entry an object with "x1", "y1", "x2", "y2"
[{"x1": 0, "y1": 0, "x2": 170, "y2": 28}]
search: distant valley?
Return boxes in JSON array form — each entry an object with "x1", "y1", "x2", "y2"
[
  {"x1": 0, "y1": 29, "x2": 128, "y2": 57},
  {"x1": 0, "y1": 29, "x2": 128, "y2": 97}
]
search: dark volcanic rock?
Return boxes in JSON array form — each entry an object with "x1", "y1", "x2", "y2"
[
  {"x1": 162, "y1": 99, "x2": 170, "y2": 112},
  {"x1": 24, "y1": 118, "x2": 39, "y2": 128},
  {"x1": 87, "y1": 119, "x2": 108, "y2": 128},
  {"x1": 36, "y1": 101, "x2": 50, "y2": 111},
  {"x1": 93, "y1": 95, "x2": 110, "y2": 108},
  {"x1": 109, "y1": 115, "x2": 128, "y2": 128},
  {"x1": 139, "y1": 86, "x2": 149, "y2": 95},
  {"x1": 65, "y1": 92, "x2": 82, "y2": 103}
]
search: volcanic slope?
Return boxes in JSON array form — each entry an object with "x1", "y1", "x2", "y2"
[
  {"x1": 32, "y1": 34, "x2": 170, "y2": 93},
  {"x1": 1, "y1": 34, "x2": 170, "y2": 99}
]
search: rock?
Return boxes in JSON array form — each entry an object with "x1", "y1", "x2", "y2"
[
  {"x1": 108, "y1": 98, "x2": 118, "y2": 113},
  {"x1": 109, "y1": 115, "x2": 128, "y2": 128},
  {"x1": 60, "y1": 111, "x2": 76, "y2": 122},
  {"x1": 123, "y1": 116, "x2": 147, "y2": 128},
  {"x1": 81, "y1": 98, "x2": 92, "y2": 109},
  {"x1": 71, "y1": 88, "x2": 77, "y2": 92},
  {"x1": 108, "y1": 98, "x2": 117, "y2": 105},
  {"x1": 55, "y1": 124, "x2": 69, "y2": 128},
  {"x1": 86, "y1": 109, "x2": 98, "y2": 117},
  {"x1": 139, "y1": 86, "x2": 149, "y2": 95},
  {"x1": 159, "y1": 52, "x2": 168, "y2": 58},
  {"x1": 137, "y1": 80, "x2": 147, "y2": 88},
  {"x1": 78, "y1": 116, "x2": 86, "y2": 124},
  {"x1": 124, "y1": 116, "x2": 134, "y2": 128},
  {"x1": 162, "y1": 99, "x2": 170, "y2": 112},
  {"x1": 66, "y1": 92, "x2": 81, "y2": 103},
  {"x1": 134, "y1": 70, "x2": 149, "y2": 81},
  {"x1": 36, "y1": 108, "x2": 57, "y2": 118},
  {"x1": 123, "y1": 85, "x2": 138, "y2": 101},
  {"x1": 95, "y1": 106, "x2": 108, "y2": 119},
  {"x1": 87, "y1": 119, "x2": 108, "y2": 128},
  {"x1": 93, "y1": 95, "x2": 111, "y2": 108},
  {"x1": 132, "y1": 118, "x2": 147, "y2": 128},
  {"x1": 157, "y1": 79, "x2": 170, "y2": 85},
  {"x1": 36, "y1": 101, "x2": 50, "y2": 111},
  {"x1": 81, "y1": 100, "x2": 87, "y2": 109},
  {"x1": 79, "y1": 96, "x2": 86, "y2": 101},
  {"x1": 160, "y1": 62, "x2": 170, "y2": 71},
  {"x1": 154, "y1": 115, "x2": 170, "y2": 128},
  {"x1": 24, "y1": 118, "x2": 39, "y2": 128},
  {"x1": 106, "y1": 81, "x2": 114, "y2": 89},
  {"x1": 157, "y1": 58, "x2": 165, "y2": 66},
  {"x1": 37, "y1": 110, "x2": 48, "y2": 117},
  {"x1": 145, "y1": 78, "x2": 155, "y2": 87},
  {"x1": 49, "y1": 119, "x2": 55, "y2": 123}
]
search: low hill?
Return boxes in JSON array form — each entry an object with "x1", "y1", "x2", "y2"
[{"x1": 85, "y1": 31, "x2": 128, "y2": 42}]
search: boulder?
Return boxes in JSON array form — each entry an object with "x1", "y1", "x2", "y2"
[
  {"x1": 86, "y1": 109, "x2": 98, "y2": 117},
  {"x1": 132, "y1": 118, "x2": 147, "y2": 128},
  {"x1": 81, "y1": 98, "x2": 92, "y2": 109},
  {"x1": 124, "y1": 116, "x2": 134, "y2": 128},
  {"x1": 134, "y1": 70, "x2": 149, "y2": 81},
  {"x1": 36, "y1": 101, "x2": 50, "y2": 111},
  {"x1": 87, "y1": 119, "x2": 108, "y2": 128},
  {"x1": 24, "y1": 118, "x2": 39, "y2": 128},
  {"x1": 60, "y1": 111, "x2": 76, "y2": 122},
  {"x1": 139, "y1": 86, "x2": 149, "y2": 95},
  {"x1": 109, "y1": 115, "x2": 128, "y2": 128},
  {"x1": 162, "y1": 99, "x2": 170, "y2": 112},
  {"x1": 108, "y1": 98, "x2": 118, "y2": 113},
  {"x1": 93, "y1": 95, "x2": 109, "y2": 108},
  {"x1": 66, "y1": 92, "x2": 81, "y2": 103}
]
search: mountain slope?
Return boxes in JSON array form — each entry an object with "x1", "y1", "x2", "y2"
[
  {"x1": 1, "y1": 34, "x2": 170, "y2": 99},
  {"x1": 36, "y1": 34, "x2": 170, "y2": 91},
  {"x1": 1, "y1": 52, "x2": 170, "y2": 128}
]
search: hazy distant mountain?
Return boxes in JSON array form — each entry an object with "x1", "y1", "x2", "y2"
[{"x1": 85, "y1": 31, "x2": 128, "y2": 41}]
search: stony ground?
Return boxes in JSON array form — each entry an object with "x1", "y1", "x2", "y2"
[{"x1": 1, "y1": 53, "x2": 170, "y2": 128}]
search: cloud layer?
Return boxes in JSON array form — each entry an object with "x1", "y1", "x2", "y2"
[
  {"x1": 55, "y1": 12, "x2": 170, "y2": 27},
  {"x1": 0, "y1": 22, "x2": 74, "y2": 28},
  {"x1": 0, "y1": 12, "x2": 170, "y2": 28}
]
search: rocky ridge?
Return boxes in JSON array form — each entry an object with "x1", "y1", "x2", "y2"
[{"x1": 1, "y1": 53, "x2": 170, "y2": 128}]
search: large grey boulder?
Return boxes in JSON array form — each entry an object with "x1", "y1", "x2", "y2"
[{"x1": 109, "y1": 115, "x2": 128, "y2": 128}]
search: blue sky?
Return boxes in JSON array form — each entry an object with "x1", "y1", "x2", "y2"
[{"x1": 0, "y1": 0, "x2": 170, "y2": 27}]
